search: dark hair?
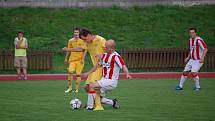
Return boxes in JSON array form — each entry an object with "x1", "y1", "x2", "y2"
[
  {"x1": 18, "y1": 31, "x2": 24, "y2": 34},
  {"x1": 74, "y1": 27, "x2": 80, "y2": 31},
  {"x1": 189, "y1": 27, "x2": 197, "y2": 33},
  {"x1": 80, "y1": 29, "x2": 92, "y2": 37}
]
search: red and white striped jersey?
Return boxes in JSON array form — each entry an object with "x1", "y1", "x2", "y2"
[
  {"x1": 100, "y1": 51, "x2": 125, "y2": 80},
  {"x1": 189, "y1": 36, "x2": 207, "y2": 60}
]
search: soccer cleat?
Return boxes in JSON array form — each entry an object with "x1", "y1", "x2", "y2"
[
  {"x1": 74, "y1": 89, "x2": 79, "y2": 93},
  {"x1": 193, "y1": 87, "x2": 201, "y2": 91},
  {"x1": 85, "y1": 106, "x2": 94, "y2": 111},
  {"x1": 175, "y1": 85, "x2": 183, "y2": 90},
  {"x1": 24, "y1": 76, "x2": 27, "y2": 80},
  {"x1": 18, "y1": 76, "x2": 22, "y2": 80},
  {"x1": 113, "y1": 99, "x2": 120, "y2": 109},
  {"x1": 65, "y1": 88, "x2": 72, "y2": 93},
  {"x1": 93, "y1": 106, "x2": 104, "y2": 111}
]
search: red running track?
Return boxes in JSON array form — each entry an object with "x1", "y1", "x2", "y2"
[{"x1": 0, "y1": 72, "x2": 215, "y2": 81}]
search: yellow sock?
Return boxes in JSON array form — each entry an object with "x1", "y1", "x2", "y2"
[
  {"x1": 68, "y1": 73, "x2": 73, "y2": 89},
  {"x1": 75, "y1": 77, "x2": 81, "y2": 91},
  {"x1": 94, "y1": 89, "x2": 104, "y2": 110}
]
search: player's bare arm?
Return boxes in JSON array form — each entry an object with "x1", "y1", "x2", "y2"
[
  {"x1": 64, "y1": 52, "x2": 70, "y2": 64},
  {"x1": 16, "y1": 39, "x2": 28, "y2": 49},
  {"x1": 62, "y1": 47, "x2": 84, "y2": 52},
  {"x1": 16, "y1": 39, "x2": 23, "y2": 48},
  {"x1": 122, "y1": 65, "x2": 132, "y2": 79},
  {"x1": 199, "y1": 48, "x2": 208, "y2": 63},
  {"x1": 184, "y1": 53, "x2": 191, "y2": 63},
  {"x1": 80, "y1": 50, "x2": 87, "y2": 64},
  {"x1": 22, "y1": 41, "x2": 28, "y2": 49}
]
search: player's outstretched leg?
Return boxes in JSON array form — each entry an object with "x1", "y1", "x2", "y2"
[
  {"x1": 176, "y1": 72, "x2": 188, "y2": 90},
  {"x1": 85, "y1": 84, "x2": 96, "y2": 111},
  {"x1": 101, "y1": 97, "x2": 120, "y2": 109}
]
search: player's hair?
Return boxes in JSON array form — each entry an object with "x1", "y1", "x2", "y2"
[
  {"x1": 80, "y1": 29, "x2": 92, "y2": 37},
  {"x1": 74, "y1": 27, "x2": 80, "y2": 31},
  {"x1": 17, "y1": 31, "x2": 24, "y2": 35},
  {"x1": 189, "y1": 27, "x2": 197, "y2": 33}
]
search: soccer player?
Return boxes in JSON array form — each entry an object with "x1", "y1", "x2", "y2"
[
  {"x1": 14, "y1": 31, "x2": 28, "y2": 80},
  {"x1": 176, "y1": 28, "x2": 208, "y2": 91},
  {"x1": 79, "y1": 28, "x2": 106, "y2": 110},
  {"x1": 63, "y1": 27, "x2": 87, "y2": 93},
  {"x1": 82, "y1": 39, "x2": 131, "y2": 110}
]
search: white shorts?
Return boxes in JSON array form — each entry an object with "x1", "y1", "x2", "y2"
[
  {"x1": 97, "y1": 78, "x2": 118, "y2": 97},
  {"x1": 183, "y1": 59, "x2": 203, "y2": 72}
]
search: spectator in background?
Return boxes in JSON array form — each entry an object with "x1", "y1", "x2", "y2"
[{"x1": 14, "y1": 31, "x2": 28, "y2": 80}]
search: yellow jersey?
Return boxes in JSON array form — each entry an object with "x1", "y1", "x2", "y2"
[
  {"x1": 86, "y1": 35, "x2": 106, "y2": 65},
  {"x1": 68, "y1": 38, "x2": 87, "y2": 62}
]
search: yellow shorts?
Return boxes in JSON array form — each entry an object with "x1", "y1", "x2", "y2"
[
  {"x1": 68, "y1": 61, "x2": 84, "y2": 75},
  {"x1": 86, "y1": 67, "x2": 102, "y2": 84}
]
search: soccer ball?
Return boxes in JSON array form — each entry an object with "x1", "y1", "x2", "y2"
[{"x1": 70, "y1": 98, "x2": 82, "y2": 109}]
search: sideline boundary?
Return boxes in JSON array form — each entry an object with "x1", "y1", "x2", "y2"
[{"x1": 0, "y1": 72, "x2": 215, "y2": 81}]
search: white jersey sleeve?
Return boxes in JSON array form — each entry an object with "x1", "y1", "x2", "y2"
[{"x1": 115, "y1": 55, "x2": 125, "y2": 69}]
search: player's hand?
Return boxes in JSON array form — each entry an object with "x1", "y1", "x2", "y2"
[
  {"x1": 80, "y1": 60, "x2": 84, "y2": 64},
  {"x1": 184, "y1": 57, "x2": 189, "y2": 63},
  {"x1": 95, "y1": 54, "x2": 102, "y2": 60},
  {"x1": 199, "y1": 58, "x2": 204, "y2": 63},
  {"x1": 64, "y1": 59, "x2": 68, "y2": 65},
  {"x1": 126, "y1": 74, "x2": 132, "y2": 79},
  {"x1": 62, "y1": 47, "x2": 69, "y2": 52}
]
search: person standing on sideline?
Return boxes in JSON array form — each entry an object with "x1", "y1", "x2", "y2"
[
  {"x1": 176, "y1": 28, "x2": 208, "y2": 91},
  {"x1": 14, "y1": 31, "x2": 28, "y2": 80}
]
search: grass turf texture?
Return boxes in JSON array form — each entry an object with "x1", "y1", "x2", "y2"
[
  {"x1": 0, "y1": 79, "x2": 215, "y2": 121},
  {"x1": 0, "y1": 5, "x2": 215, "y2": 73}
]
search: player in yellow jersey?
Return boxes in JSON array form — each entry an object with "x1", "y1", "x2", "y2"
[
  {"x1": 63, "y1": 28, "x2": 87, "y2": 93},
  {"x1": 79, "y1": 29, "x2": 106, "y2": 111}
]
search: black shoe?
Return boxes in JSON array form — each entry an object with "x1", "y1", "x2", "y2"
[
  {"x1": 175, "y1": 85, "x2": 183, "y2": 90},
  {"x1": 113, "y1": 99, "x2": 120, "y2": 109},
  {"x1": 85, "y1": 106, "x2": 94, "y2": 111}
]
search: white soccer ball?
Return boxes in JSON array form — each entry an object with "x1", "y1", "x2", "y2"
[{"x1": 70, "y1": 98, "x2": 82, "y2": 109}]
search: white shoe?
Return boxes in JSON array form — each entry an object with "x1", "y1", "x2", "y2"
[
  {"x1": 24, "y1": 76, "x2": 27, "y2": 80},
  {"x1": 18, "y1": 76, "x2": 22, "y2": 80},
  {"x1": 74, "y1": 89, "x2": 78, "y2": 93},
  {"x1": 86, "y1": 106, "x2": 94, "y2": 111},
  {"x1": 65, "y1": 88, "x2": 72, "y2": 93}
]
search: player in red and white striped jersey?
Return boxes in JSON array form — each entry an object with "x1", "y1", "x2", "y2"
[
  {"x1": 82, "y1": 39, "x2": 131, "y2": 110},
  {"x1": 100, "y1": 50, "x2": 126, "y2": 80},
  {"x1": 176, "y1": 28, "x2": 208, "y2": 91}
]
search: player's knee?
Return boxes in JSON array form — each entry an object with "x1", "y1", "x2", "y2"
[
  {"x1": 84, "y1": 84, "x2": 90, "y2": 92},
  {"x1": 67, "y1": 70, "x2": 73, "y2": 74},
  {"x1": 182, "y1": 72, "x2": 189, "y2": 76},
  {"x1": 191, "y1": 72, "x2": 198, "y2": 78}
]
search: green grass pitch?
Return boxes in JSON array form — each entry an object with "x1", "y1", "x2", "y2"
[{"x1": 0, "y1": 79, "x2": 215, "y2": 121}]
